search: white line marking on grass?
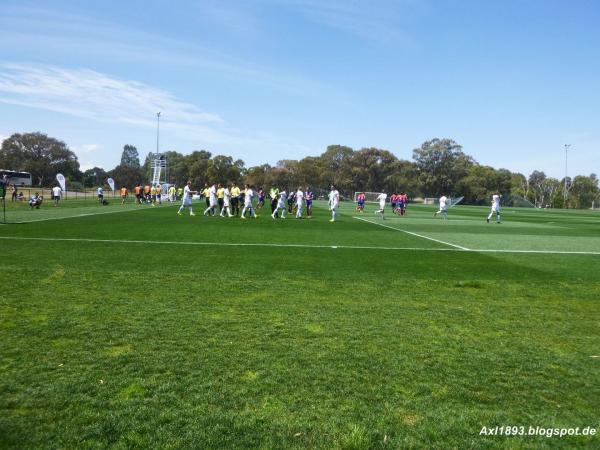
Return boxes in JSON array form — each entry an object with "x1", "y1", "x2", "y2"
[
  {"x1": 1, "y1": 235, "x2": 599, "y2": 255},
  {"x1": 353, "y1": 216, "x2": 470, "y2": 250},
  {"x1": 4, "y1": 204, "x2": 174, "y2": 224},
  {"x1": 0, "y1": 236, "x2": 453, "y2": 252}
]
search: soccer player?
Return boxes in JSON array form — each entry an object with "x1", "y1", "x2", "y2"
[
  {"x1": 29, "y1": 192, "x2": 43, "y2": 209},
  {"x1": 143, "y1": 184, "x2": 151, "y2": 203},
  {"x1": 155, "y1": 184, "x2": 162, "y2": 204},
  {"x1": 120, "y1": 186, "x2": 128, "y2": 204},
  {"x1": 97, "y1": 186, "x2": 104, "y2": 204},
  {"x1": 487, "y1": 193, "x2": 502, "y2": 223},
  {"x1": 241, "y1": 184, "x2": 256, "y2": 219},
  {"x1": 356, "y1": 192, "x2": 365, "y2": 213},
  {"x1": 204, "y1": 183, "x2": 218, "y2": 216},
  {"x1": 390, "y1": 192, "x2": 397, "y2": 214},
  {"x1": 269, "y1": 184, "x2": 279, "y2": 217},
  {"x1": 399, "y1": 192, "x2": 408, "y2": 216},
  {"x1": 176, "y1": 186, "x2": 183, "y2": 201},
  {"x1": 217, "y1": 184, "x2": 225, "y2": 212},
  {"x1": 305, "y1": 187, "x2": 314, "y2": 218},
  {"x1": 220, "y1": 185, "x2": 233, "y2": 217},
  {"x1": 230, "y1": 182, "x2": 241, "y2": 216},
  {"x1": 272, "y1": 189, "x2": 287, "y2": 219},
  {"x1": 328, "y1": 185, "x2": 339, "y2": 222},
  {"x1": 287, "y1": 189, "x2": 295, "y2": 214},
  {"x1": 375, "y1": 192, "x2": 387, "y2": 219},
  {"x1": 237, "y1": 186, "x2": 245, "y2": 212},
  {"x1": 52, "y1": 185, "x2": 62, "y2": 206},
  {"x1": 168, "y1": 185, "x2": 176, "y2": 202},
  {"x1": 257, "y1": 188, "x2": 265, "y2": 209},
  {"x1": 134, "y1": 185, "x2": 142, "y2": 204},
  {"x1": 202, "y1": 183, "x2": 210, "y2": 210},
  {"x1": 434, "y1": 194, "x2": 449, "y2": 219},
  {"x1": 295, "y1": 187, "x2": 304, "y2": 219},
  {"x1": 150, "y1": 185, "x2": 157, "y2": 206},
  {"x1": 177, "y1": 180, "x2": 198, "y2": 216}
]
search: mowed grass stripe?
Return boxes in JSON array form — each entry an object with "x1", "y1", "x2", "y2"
[
  {"x1": 2, "y1": 235, "x2": 600, "y2": 256},
  {"x1": 0, "y1": 201, "x2": 446, "y2": 250},
  {"x1": 353, "y1": 216, "x2": 470, "y2": 250}
]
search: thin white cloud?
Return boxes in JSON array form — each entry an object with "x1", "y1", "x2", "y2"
[
  {"x1": 0, "y1": 5, "x2": 338, "y2": 97},
  {"x1": 71, "y1": 144, "x2": 104, "y2": 171},
  {"x1": 278, "y1": 0, "x2": 424, "y2": 44},
  {"x1": 0, "y1": 64, "x2": 222, "y2": 125},
  {"x1": 0, "y1": 63, "x2": 312, "y2": 163}
]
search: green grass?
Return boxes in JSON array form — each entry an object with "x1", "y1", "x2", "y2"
[{"x1": 1, "y1": 200, "x2": 599, "y2": 449}]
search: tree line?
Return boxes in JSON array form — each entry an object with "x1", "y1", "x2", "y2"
[{"x1": 1, "y1": 132, "x2": 598, "y2": 208}]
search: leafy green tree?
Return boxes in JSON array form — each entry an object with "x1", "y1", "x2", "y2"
[
  {"x1": 83, "y1": 167, "x2": 108, "y2": 188},
  {"x1": 109, "y1": 164, "x2": 143, "y2": 189},
  {"x1": 206, "y1": 155, "x2": 245, "y2": 184},
  {"x1": 458, "y1": 166, "x2": 512, "y2": 204},
  {"x1": 0, "y1": 132, "x2": 80, "y2": 186},
  {"x1": 120, "y1": 145, "x2": 140, "y2": 168},
  {"x1": 569, "y1": 174, "x2": 599, "y2": 209},
  {"x1": 185, "y1": 150, "x2": 212, "y2": 188},
  {"x1": 384, "y1": 160, "x2": 420, "y2": 196},
  {"x1": 412, "y1": 138, "x2": 474, "y2": 196},
  {"x1": 543, "y1": 177, "x2": 561, "y2": 208},
  {"x1": 510, "y1": 173, "x2": 528, "y2": 198},
  {"x1": 245, "y1": 164, "x2": 274, "y2": 189},
  {"x1": 318, "y1": 145, "x2": 354, "y2": 191},
  {"x1": 528, "y1": 170, "x2": 547, "y2": 207}
]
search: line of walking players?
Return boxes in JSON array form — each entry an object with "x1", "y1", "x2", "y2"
[{"x1": 196, "y1": 182, "x2": 314, "y2": 219}]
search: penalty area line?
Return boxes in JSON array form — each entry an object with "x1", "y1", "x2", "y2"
[{"x1": 353, "y1": 216, "x2": 470, "y2": 250}]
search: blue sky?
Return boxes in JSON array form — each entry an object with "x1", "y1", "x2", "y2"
[{"x1": 0, "y1": 0, "x2": 598, "y2": 178}]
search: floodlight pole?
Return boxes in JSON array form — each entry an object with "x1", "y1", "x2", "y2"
[
  {"x1": 156, "y1": 112, "x2": 161, "y2": 158},
  {"x1": 563, "y1": 144, "x2": 571, "y2": 208}
]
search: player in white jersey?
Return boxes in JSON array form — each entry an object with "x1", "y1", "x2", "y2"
[
  {"x1": 375, "y1": 192, "x2": 387, "y2": 219},
  {"x1": 177, "y1": 180, "x2": 198, "y2": 216},
  {"x1": 203, "y1": 184, "x2": 218, "y2": 216},
  {"x1": 487, "y1": 193, "x2": 502, "y2": 223},
  {"x1": 52, "y1": 185, "x2": 62, "y2": 206},
  {"x1": 295, "y1": 188, "x2": 304, "y2": 219},
  {"x1": 434, "y1": 195, "x2": 449, "y2": 219},
  {"x1": 220, "y1": 186, "x2": 233, "y2": 217},
  {"x1": 241, "y1": 184, "x2": 256, "y2": 219},
  {"x1": 328, "y1": 185, "x2": 340, "y2": 222},
  {"x1": 272, "y1": 190, "x2": 287, "y2": 219}
]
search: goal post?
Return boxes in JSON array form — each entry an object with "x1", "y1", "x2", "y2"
[{"x1": 424, "y1": 196, "x2": 464, "y2": 207}]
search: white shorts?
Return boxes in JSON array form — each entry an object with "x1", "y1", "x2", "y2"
[
  {"x1": 277, "y1": 201, "x2": 285, "y2": 209},
  {"x1": 182, "y1": 198, "x2": 192, "y2": 206},
  {"x1": 379, "y1": 202, "x2": 386, "y2": 210},
  {"x1": 330, "y1": 202, "x2": 338, "y2": 210},
  {"x1": 210, "y1": 199, "x2": 217, "y2": 207},
  {"x1": 224, "y1": 199, "x2": 230, "y2": 207},
  {"x1": 244, "y1": 202, "x2": 253, "y2": 208}
]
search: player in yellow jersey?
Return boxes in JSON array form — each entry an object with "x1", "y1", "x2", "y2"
[
  {"x1": 230, "y1": 182, "x2": 241, "y2": 217},
  {"x1": 217, "y1": 184, "x2": 225, "y2": 213},
  {"x1": 155, "y1": 184, "x2": 162, "y2": 205}
]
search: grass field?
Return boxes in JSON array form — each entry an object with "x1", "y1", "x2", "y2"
[{"x1": 1, "y1": 198, "x2": 599, "y2": 449}]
